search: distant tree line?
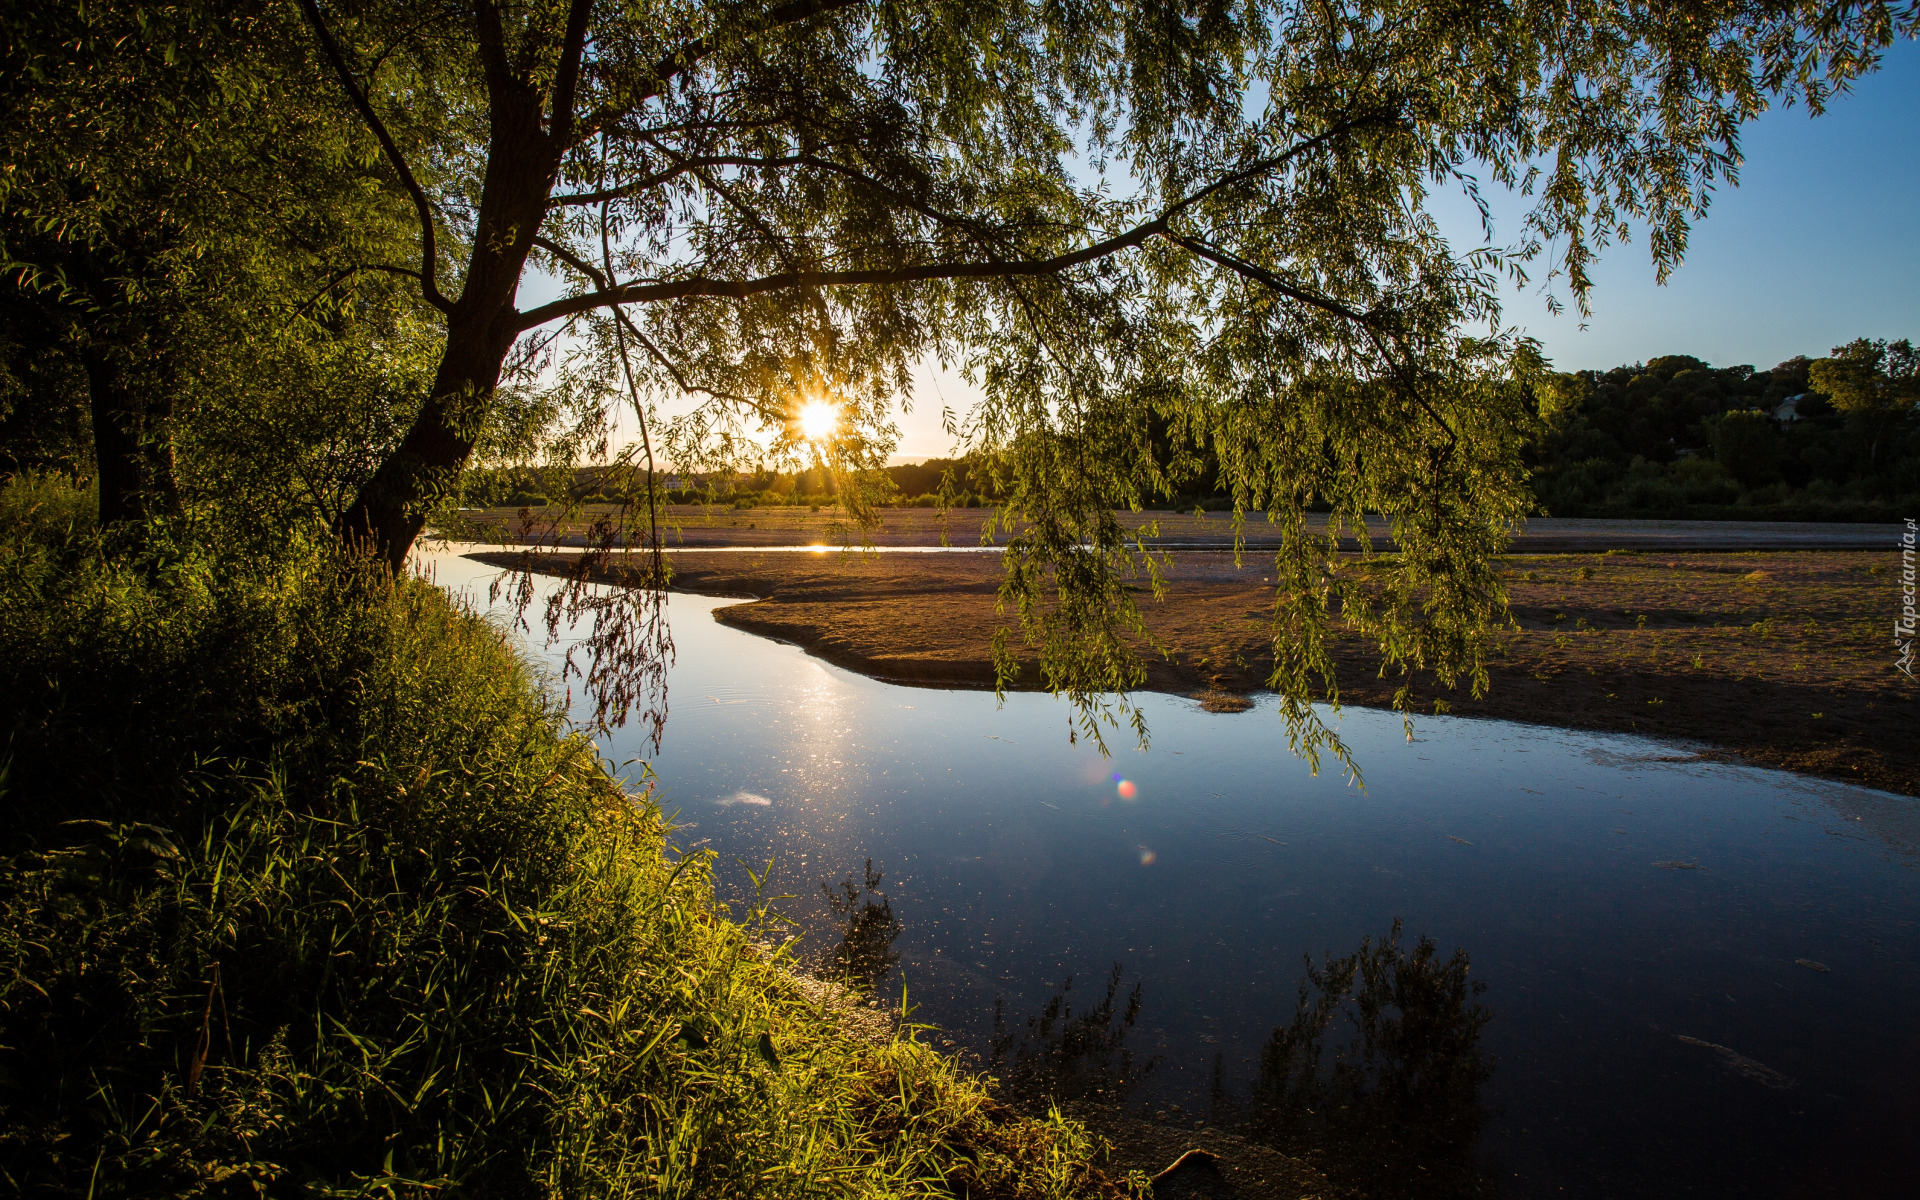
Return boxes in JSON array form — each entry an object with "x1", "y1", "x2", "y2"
[
  {"x1": 29, "y1": 335, "x2": 1913, "y2": 526},
  {"x1": 454, "y1": 456, "x2": 1010, "y2": 510},
  {"x1": 445, "y1": 340, "x2": 1919, "y2": 521},
  {"x1": 1527, "y1": 338, "x2": 1918, "y2": 521}
]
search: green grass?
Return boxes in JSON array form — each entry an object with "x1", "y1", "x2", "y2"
[{"x1": 0, "y1": 480, "x2": 1133, "y2": 1198}]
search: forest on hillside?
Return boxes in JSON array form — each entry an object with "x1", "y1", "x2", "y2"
[{"x1": 1526, "y1": 339, "x2": 1917, "y2": 521}]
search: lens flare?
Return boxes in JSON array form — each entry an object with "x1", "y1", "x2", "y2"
[
  {"x1": 1138, "y1": 847, "x2": 1157, "y2": 866},
  {"x1": 1116, "y1": 779, "x2": 1138, "y2": 800},
  {"x1": 797, "y1": 400, "x2": 838, "y2": 441}
]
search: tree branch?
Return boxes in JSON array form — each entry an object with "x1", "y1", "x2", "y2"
[
  {"x1": 692, "y1": 151, "x2": 1019, "y2": 252},
  {"x1": 1160, "y1": 111, "x2": 1401, "y2": 226},
  {"x1": 687, "y1": 164, "x2": 805, "y2": 272},
  {"x1": 290, "y1": 263, "x2": 431, "y2": 319},
  {"x1": 548, "y1": 0, "x2": 596, "y2": 150},
  {"x1": 532, "y1": 235, "x2": 610, "y2": 290},
  {"x1": 532, "y1": 115, "x2": 1396, "y2": 324},
  {"x1": 552, "y1": 155, "x2": 808, "y2": 206},
  {"x1": 615, "y1": 0, "x2": 867, "y2": 113},
  {"x1": 615, "y1": 308, "x2": 781, "y2": 421},
  {"x1": 297, "y1": 0, "x2": 452, "y2": 313},
  {"x1": 472, "y1": 1, "x2": 515, "y2": 102},
  {"x1": 1167, "y1": 234, "x2": 1457, "y2": 452},
  {"x1": 514, "y1": 216, "x2": 1169, "y2": 330}
]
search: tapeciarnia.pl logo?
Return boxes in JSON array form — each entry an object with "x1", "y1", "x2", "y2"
[{"x1": 1898, "y1": 518, "x2": 1916, "y2": 679}]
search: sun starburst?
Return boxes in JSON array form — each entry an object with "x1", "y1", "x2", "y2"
[{"x1": 796, "y1": 401, "x2": 838, "y2": 442}]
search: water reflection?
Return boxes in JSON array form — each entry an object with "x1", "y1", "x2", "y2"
[
  {"x1": 979, "y1": 925, "x2": 1498, "y2": 1195},
  {"x1": 990, "y1": 964, "x2": 1154, "y2": 1107},
  {"x1": 1243, "y1": 920, "x2": 1495, "y2": 1196},
  {"x1": 818, "y1": 858, "x2": 901, "y2": 991}
]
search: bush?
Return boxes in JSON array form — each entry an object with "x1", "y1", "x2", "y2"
[
  {"x1": 0, "y1": 479, "x2": 1125, "y2": 1199},
  {"x1": 0, "y1": 470, "x2": 97, "y2": 545},
  {"x1": 1705, "y1": 410, "x2": 1782, "y2": 489},
  {"x1": 1665, "y1": 457, "x2": 1742, "y2": 504},
  {"x1": 504, "y1": 490, "x2": 548, "y2": 507}
]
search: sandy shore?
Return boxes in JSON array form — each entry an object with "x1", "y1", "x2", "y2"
[{"x1": 469, "y1": 538, "x2": 1919, "y2": 798}]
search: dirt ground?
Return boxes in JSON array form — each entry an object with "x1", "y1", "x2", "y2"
[{"x1": 470, "y1": 542, "x2": 1919, "y2": 797}]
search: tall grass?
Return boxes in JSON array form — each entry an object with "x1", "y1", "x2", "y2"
[
  {"x1": 0, "y1": 470, "x2": 97, "y2": 548},
  {"x1": 0, "y1": 479, "x2": 1132, "y2": 1198}
]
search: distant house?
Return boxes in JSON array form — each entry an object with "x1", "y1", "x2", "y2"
[{"x1": 1772, "y1": 393, "x2": 1814, "y2": 422}]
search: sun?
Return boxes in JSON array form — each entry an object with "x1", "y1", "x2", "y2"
[{"x1": 796, "y1": 400, "x2": 838, "y2": 442}]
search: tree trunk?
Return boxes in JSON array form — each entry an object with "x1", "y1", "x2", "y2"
[
  {"x1": 82, "y1": 340, "x2": 177, "y2": 527},
  {"x1": 334, "y1": 310, "x2": 524, "y2": 573},
  {"x1": 332, "y1": 86, "x2": 557, "y2": 573}
]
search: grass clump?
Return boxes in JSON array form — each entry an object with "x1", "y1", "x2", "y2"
[{"x1": 0, "y1": 479, "x2": 1125, "y2": 1198}]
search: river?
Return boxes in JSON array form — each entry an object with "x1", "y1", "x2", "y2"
[{"x1": 419, "y1": 544, "x2": 1919, "y2": 1198}]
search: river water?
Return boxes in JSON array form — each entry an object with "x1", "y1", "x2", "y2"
[{"x1": 420, "y1": 545, "x2": 1919, "y2": 1198}]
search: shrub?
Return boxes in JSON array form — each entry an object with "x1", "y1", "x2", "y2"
[
  {"x1": 1705, "y1": 410, "x2": 1781, "y2": 489},
  {"x1": 1666, "y1": 457, "x2": 1741, "y2": 504},
  {"x1": 0, "y1": 471, "x2": 97, "y2": 543}
]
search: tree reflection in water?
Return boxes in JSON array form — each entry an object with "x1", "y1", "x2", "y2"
[
  {"x1": 1246, "y1": 919, "x2": 1497, "y2": 1196},
  {"x1": 991, "y1": 964, "x2": 1155, "y2": 1106},
  {"x1": 819, "y1": 858, "x2": 901, "y2": 992}
]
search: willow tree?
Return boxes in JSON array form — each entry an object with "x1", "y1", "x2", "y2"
[{"x1": 302, "y1": 0, "x2": 1913, "y2": 759}]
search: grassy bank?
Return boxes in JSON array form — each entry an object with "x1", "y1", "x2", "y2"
[{"x1": 0, "y1": 482, "x2": 1133, "y2": 1198}]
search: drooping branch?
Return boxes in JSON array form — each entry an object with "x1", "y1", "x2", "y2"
[
  {"x1": 1166, "y1": 234, "x2": 1458, "y2": 454},
  {"x1": 297, "y1": 0, "x2": 452, "y2": 313},
  {"x1": 515, "y1": 215, "x2": 1173, "y2": 330}
]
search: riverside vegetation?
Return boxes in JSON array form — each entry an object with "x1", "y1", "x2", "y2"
[{"x1": 0, "y1": 476, "x2": 1134, "y2": 1198}]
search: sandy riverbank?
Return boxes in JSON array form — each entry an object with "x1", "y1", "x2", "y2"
[{"x1": 468, "y1": 543, "x2": 1918, "y2": 797}]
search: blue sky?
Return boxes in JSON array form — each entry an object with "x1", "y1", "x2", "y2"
[
  {"x1": 1471, "y1": 38, "x2": 1919, "y2": 375},
  {"x1": 894, "y1": 40, "x2": 1919, "y2": 457}
]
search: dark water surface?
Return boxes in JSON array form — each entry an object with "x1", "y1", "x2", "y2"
[{"x1": 423, "y1": 547, "x2": 1920, "y2": 1198}]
